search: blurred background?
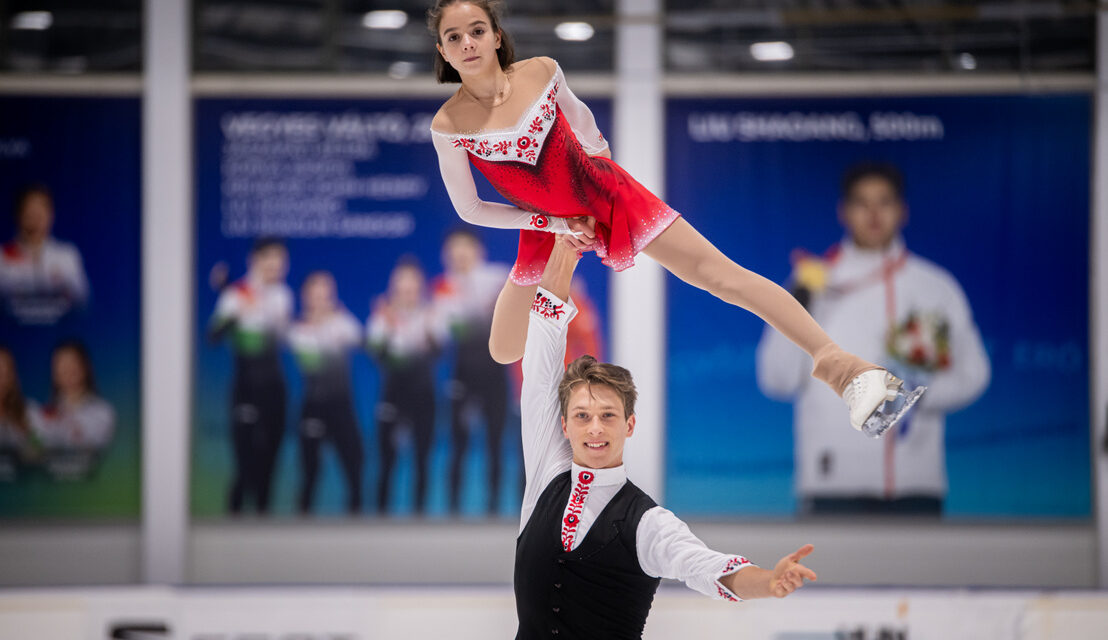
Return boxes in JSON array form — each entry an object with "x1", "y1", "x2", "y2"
[{"x1": 0, "y1": 1, "x2": 1104, "y2": 638}]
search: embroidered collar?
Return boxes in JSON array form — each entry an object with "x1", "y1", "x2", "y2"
[
  {"x1": 431, "y1": 65, "x2": 562, "y2": 165},
  {"x1": 570, "y1": 461, "x2": 626, "y2": 487}
]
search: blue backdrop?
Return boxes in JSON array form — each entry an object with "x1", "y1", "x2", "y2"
[
  {"x1": 0, "y1": 96, "x2": 142, "y2": 518},
  {"x1": 664, "y1": 95, "x2": 1090, "y2": 518},
  {"x1": 193, "y1": 96, "x2": 612, "y2": 518}
]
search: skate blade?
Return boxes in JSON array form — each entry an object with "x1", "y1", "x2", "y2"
[{"x1": 861, "y1": 385, "x2": 927, "y2": 439}]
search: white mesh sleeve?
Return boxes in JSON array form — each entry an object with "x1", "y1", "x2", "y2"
[{"x1": 431, "y1": 131, "x2": 571, "y2": 233}]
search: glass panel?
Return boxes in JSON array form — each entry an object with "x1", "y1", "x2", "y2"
[
  {"x1": 664, "y1": 0, "x2": 1094, "y2": 73},
  {"x1": 2, "y1": 0, "x2": 142, "y2": 72},
  {"x1": 194, "y1": 0, "x2": 616, "y2": 74}
]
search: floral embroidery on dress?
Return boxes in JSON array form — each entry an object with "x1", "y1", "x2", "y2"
[{"x1": 450, "y1": 73, "x2": 561, "y2": 166}]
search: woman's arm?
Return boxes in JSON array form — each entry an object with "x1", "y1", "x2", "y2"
[
  {"x1": 550, "y1": 61, "x2": 610, "y2": 157},
  {"x1": 431, "y1": 132, "x2": 572, "y2": 233}
]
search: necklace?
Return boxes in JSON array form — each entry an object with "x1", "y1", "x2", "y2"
[{"x1": 461, "y1": 74, "x2": 513, "y2": 108}]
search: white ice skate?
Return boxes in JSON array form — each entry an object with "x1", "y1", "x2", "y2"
[{"x1": 843, "y1": 370, "x2": 927, "y2": 439}]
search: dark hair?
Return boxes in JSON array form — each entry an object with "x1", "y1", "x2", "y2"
[
  {"x1": 558, "y1": 355, "x2": 637, "y2": 419},
  {"x1": 13, "y1": 183, "x2": 53, "y2": 224},
  {"x1": 427, "y1": 0, "x2": 515, "y2": 83},
  {"x1": 0, "y1": 346, "x2": 29, "y2": 434},
  {"x1": 250, "y1": 236, "x2": 286, "y2": 256},
  {"x1": 393, "y1": 253, "x2": 425, "y2": 275},
  {"x1": 841, "y1": 162, "x2": 905, "y2": 201},
  {"x1": 443, "y1": 227, "x2": 484, "y2": 247},
  {"x1": 51, "y1": 339, "x2": 97, "y2": 400}
]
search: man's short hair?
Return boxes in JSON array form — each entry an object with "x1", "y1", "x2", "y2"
[
  {"x1": 841, "y1": 162, "x2": 905, "y2": 201},
  {"x1": 250, "y1": 236, "x2": 286, "y2": 256},
  {"x1": 559, "y1": 355, "x2": 637, "y2": 418}
]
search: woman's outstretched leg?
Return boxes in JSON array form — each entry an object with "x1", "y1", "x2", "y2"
[{"x1": 642, "y1": 218, "x2": 879, "y2": 396}]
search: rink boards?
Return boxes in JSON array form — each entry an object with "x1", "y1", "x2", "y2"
[{"x1": 0, "y1": 586, "x2": 1106, "y2": 640}]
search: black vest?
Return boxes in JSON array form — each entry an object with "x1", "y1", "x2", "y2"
[{"x1": 514, "y1": 470, "x2": 661, "y2": 640}]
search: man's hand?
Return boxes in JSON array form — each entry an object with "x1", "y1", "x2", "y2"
[
  {"x1": 565, "y1": 216, "x2": 598, "y2": 253},
  {"x1": 769, "y1": 544, "x2": 817, "y2": 598}
]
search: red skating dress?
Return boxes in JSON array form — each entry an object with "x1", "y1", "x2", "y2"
[{"x1": 431, "y1": 61, "x2": 681, "y2": 285}]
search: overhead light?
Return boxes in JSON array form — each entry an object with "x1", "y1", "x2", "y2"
[
  {"x1": 363, "y1": 10, "x2": 408, "y2": 30},
  {"x1": 958, "y1": 52, "x2": 977, "y2": 70},
  {"x1": 388, "y1": 61, "x2": 416, "y2": 79},
  {"x1": 750, "y1": 41, "x2": 794, "y2": 62},
  {"x1": 11, "y1": 11, "x2": 53, "y2": 31},
  {"x1": 555, "y1": 22, "x2": 594, "y2": 42}
]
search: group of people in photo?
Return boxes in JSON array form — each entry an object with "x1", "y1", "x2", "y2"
[
  {"x1": 0, "y1": 183, "x2": 115, "y2": 483},
  {"x1": 0, "y1": 341, "x2": 116, "y2": 482},
  {"x1": 207, "y1": 228, "x2": 604, "y2": 516}
]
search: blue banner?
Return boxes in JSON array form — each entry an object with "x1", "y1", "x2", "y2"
[
  {"x1": 0, "y1": 96, "x2": 142, "y2": 517},
  {"x1": 664, "y1": 95, "x2": 1090, "y2": 518},
  {"x1": 193, "y1": 96, "x2": 612, "y2": 518}
]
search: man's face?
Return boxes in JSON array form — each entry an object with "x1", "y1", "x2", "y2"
[
  {"x1": 250, "y1": 246, "x2": 288, "y2": 284},
  {"x1": 443, "y1": 235, "x2": 484, "y2": 274},
  {"x1": 18, "y1": 192, "x2": 53, "y2": 243},
  {"x1": 839, "y1": 176, "x2": 906, "y2": 250},
  {"x1": 561, "y1": 383, "x2": 635, "y2": 469}
]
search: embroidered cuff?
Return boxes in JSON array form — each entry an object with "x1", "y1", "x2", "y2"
[
  {"x1": 713, "y1": 556, "x2": 755, "y2": 602},
  {"x1": 530, "y1": 287, "x2": 577, "y2": 327},
  {"x1": 526, "y1": 214, "x2": 570, "y2": 234}
]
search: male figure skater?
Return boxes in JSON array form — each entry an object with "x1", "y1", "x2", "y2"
[
  {"x1": 208, "y1": 238, "x2": 292, "y2": 514},
  {"x1": 501, "y1": 236, "x2": 816, "y2": 639},
  {"x1": 757, "y1": 162, "x2": 989, "y2": 515}
]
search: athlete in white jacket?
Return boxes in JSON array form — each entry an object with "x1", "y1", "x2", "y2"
[{"x1": 757, "y1": 163, "x2": 990, "y2": 514}]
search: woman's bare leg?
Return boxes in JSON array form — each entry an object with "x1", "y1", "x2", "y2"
[
  {"x1": 643, "y1": 218, "x2": 878, "y2": 394},
  {"x1": 489, "y1": 279, "x2": 538, "y2": 364}
]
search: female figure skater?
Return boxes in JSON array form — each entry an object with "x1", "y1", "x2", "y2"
[
  {"x1": 0, "y1": 346, "x2": 43, "y2": 478},
  {"x1": 35, "y1": 340, "x2": 115, "y2": 480},
  {"x1": 368, "y1": 258, "x2": 445, "y2": 515},
  {"x1": 288, "y1": 271, "x2": 365, "y2": 514},
  {"x1": 427, "y1": 0, "x2": 919, "y2": 434}
]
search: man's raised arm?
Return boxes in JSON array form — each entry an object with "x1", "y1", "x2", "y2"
[{"x1": 511, "y1": 239, "x2": 582, "y2": 523}]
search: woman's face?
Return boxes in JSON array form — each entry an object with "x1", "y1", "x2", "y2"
[
  {"x1": 18, "y1": 193, "x2": 53, "y2": 243},
  {"x1": 436, "y1": 2, "x2": 501, "y2": 76},
  {"x1": 389, "y1": 267, "x2": 424, "y2": 308},
  {"x1": 53, "y1": 349, "x2": 87, "y2": 395},
  {"x1": 443, "y1": 235, "x2": 483, "y2": 274},
  {"x1": 303, "y1": 276, "x2": 335, "y2": 314}
]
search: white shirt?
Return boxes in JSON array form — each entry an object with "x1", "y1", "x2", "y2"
[
  {"x1": 756, "y1": 237, "x2": 991, "y2": 498},
  {"x1": 211, "y1": 277, "x2": 293, "y2": 339},
  {"x1": 521, "y1": 287, "x2": 753, "y2": 602},
  {"x1": 432, "y1": 262, "x2": 510, "y2": 328},
  {"x1": 0, "y1": 237, "x2": 89, "y2": 323},
  {"x1": 34, "y1": 395, "x2": 115, "y2": 450},
  {"x1": 366, "y1": 304, "x2": 446, "y2": 360}
]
